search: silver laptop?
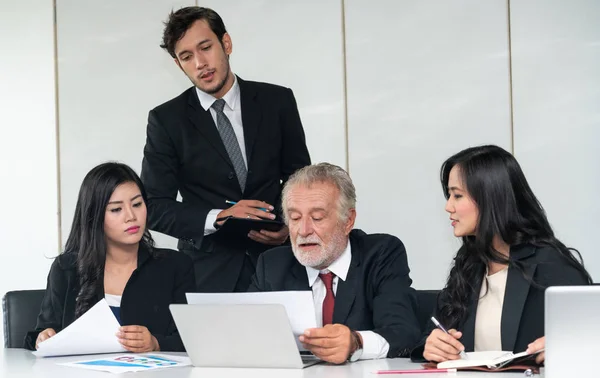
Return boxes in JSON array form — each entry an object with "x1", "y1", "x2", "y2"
[
  {"x1": 170, "y1": 304, "x2": 321, "y2": 369},
  {"x1": 545, "y1": 285, "x2": 600, "y2": 378}
]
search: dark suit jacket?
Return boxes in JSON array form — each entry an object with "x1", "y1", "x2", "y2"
[
  {"x1": 141, "y1": 77, "x2": 311, "y2": 292},
  {"x1": 411, "y1": 243, "x2": 591, "y2": 361},
  {"x1": 248, "y1": 229, "x2": 421, "y2": 358},
  {"x1": 24, "y1": 246, "x2": 195, "y2": 352}
]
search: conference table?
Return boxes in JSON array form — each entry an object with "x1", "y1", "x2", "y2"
[{"x1": 1, "y1": 348, "x2": 544, "y2": 377}]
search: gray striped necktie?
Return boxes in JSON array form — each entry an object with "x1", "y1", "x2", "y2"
[{"x1": 212, "y1": 99, "x2": 247, "y2": 191}]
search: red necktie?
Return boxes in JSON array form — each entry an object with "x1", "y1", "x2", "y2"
[{"x1": 319, "y1": 272, "x2": 336, "y2": 326}]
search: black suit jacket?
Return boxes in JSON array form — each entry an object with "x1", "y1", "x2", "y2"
[
  {"x1": 141, "y1": 77, "x2": 311, "y2": 292},
  {"x1": 249, "y1": 229, "x2": 421, "y2": 358},
  {"x1": 411, "y1": 243, "x2": 591, "y2": 361},
  {"x1": 24, "y1": 246, "x2": 195, "y2": 352}
]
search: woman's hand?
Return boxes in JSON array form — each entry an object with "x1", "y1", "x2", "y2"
[
  {"x1": 423, "y1": 328, "x2": 465, "y2": 362},
  {"x1": 35, "y1": 328, "x2": 56, "y2": 349},
  {"x1": 526, "y1": 336, "x2": 545, "y2": 364},
  {"x1": 117, "y1": 325, "x2": 160, "y2": 353}
]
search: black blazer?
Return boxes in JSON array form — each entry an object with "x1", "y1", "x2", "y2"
[
  {"x1": 24, "y1": 246, "x2": 195, "y2": 352},
  {"x1": 141, "y1": 77, "x2": 311, "y2": 292},
  {"x1": 249, "y1": 229, "x2": 421, "y2": 358},
  {"x1": 411, "y1": 243, "x2": 591, "y2": 361}
]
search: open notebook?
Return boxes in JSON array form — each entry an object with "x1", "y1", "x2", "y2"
[{"x1": 437, "y1": 350, "x2": 542, "y2": 370}]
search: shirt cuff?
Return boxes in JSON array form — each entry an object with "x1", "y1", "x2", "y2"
[
  {"x1": 357, "y1": 330, "x2": 390, "y2": 360},
  {"x1": 204, "y1": 209, "x2": 223, "y2": 236}
]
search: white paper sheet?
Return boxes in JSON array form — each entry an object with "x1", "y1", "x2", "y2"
[
  {"x1": 186, "y1": 291, "x2": 317, "y2": 349},
  {"x1": 33, "y1": 299, "x2": 126, "y2": 357},
  {"x1": 58, "y1": 353, "x2": 191, "y2": 374}
]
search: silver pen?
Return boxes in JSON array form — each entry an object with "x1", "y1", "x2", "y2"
[{"x1": 431, "y1": 316, "x2": 468, "y2": 359}]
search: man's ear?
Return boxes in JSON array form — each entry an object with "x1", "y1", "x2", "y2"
[
  {"x1": 221, "y1": 32, "x2": 233, "y2": 55},
  {"x1": 344, "y1": 209, "x2": 356, "y2": 235}
]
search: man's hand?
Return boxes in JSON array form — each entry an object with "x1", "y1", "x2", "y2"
[
  {"x1": 526, "y1": 336, "x2": 545, "y2": 364},
  {"x1": 298, "y1": 324, "x2": 353, "y2": 364},
  {"x1": 248, "y1": 226, "x2": 289, "y2": 245},
  {"x1": 35, "y1": 328, "x2": 56, "y2": 349},
  {"x1": 216, "y1": 200, "x2": 275, "y2": 226},
  {"x1": 423, "y1": 328, "x2": 465, "y2": 362},
  {"x1": 117, "y1": 325, "x2": 160, "y2": 353}
]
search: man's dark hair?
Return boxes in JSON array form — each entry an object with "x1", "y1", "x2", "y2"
[{"x1": 160, "y1": 6, "x2": 227, "y2": 59}]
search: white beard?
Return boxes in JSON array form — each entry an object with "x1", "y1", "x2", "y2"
[{"x1": 291, "y1": 229, "x2": 348, "y2": 269}]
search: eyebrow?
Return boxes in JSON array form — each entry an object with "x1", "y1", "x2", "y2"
[
  {"x1": 287, "y1": 207, "x2": 327, "y2": 214},
  {"x1": 107, "y1": 194, "x2": 142, "y2": 205},
  {"x1": 177, "y1": 39, "x2": 211, "y2": 58}
]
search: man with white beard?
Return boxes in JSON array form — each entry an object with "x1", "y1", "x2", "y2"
[{"x1": 249, "y1": 163, "x2": 420, "y2": 364}]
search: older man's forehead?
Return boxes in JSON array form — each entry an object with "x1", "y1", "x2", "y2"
[
  {"x1": 289, "y1": 186, "x2": 337, "y2": 203},
  {"x1": 291, "y1": 181, "x2": 339, "y2": 195}
]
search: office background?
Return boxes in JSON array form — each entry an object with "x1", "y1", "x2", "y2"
[{"x1": 1, "y1": 0, "x2": 599, "y2": 343}]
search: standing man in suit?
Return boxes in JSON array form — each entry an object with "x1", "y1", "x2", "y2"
[
  {"x1": 249, "y1": 163, "x2": 421, "y2": 364},
  {"x1": 141, "y1": 7, "x2": 311, "y2": 293}
]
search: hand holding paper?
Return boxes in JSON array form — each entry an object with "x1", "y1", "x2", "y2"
[
  {"x1": 117, "y1": 325, "x2": 159, "y2": 353},
  {"x1": 34, "y1": 299, "x2": 126, "y2": 357},
  {"x1": 299, "y1": 324, "x2": 354, "y2": 364},
  {"x1": 35, "y1": 328, "x2": 56, "y2": 349},
  {"x1": 526, "y1": 336, "x2": 545, "y2": 364}
]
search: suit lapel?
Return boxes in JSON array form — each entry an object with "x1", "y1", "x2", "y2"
[
  {"x1": 333, "y1": 237, "x2": 361, "y2": 324},
  {"x1": 461, "y1": 278, "x2": 482, "y2": 352},
  {"x1": 287, "y1": 259, "x2": 311, "y2": 291},
  {"x1": 187, "y1": 89, "x2": 234, "y2": 169},
  {"x1": 501, "y1": 245, "x2": 537, "y2": 351},
  {"x1": 238, "y1": 77, "x2": 261, "y2": 166}
]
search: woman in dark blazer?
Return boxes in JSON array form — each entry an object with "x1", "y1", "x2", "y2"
[
  {"x1": 411, "y1": 145, "x2": 592, "y2": 364},
  {"x1": 24, "y1": 162, "x2": 195, "y2": 352}
]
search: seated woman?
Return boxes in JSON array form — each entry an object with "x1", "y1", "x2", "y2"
[
  {"x1": 25, "y1": 162, "x2": 195, "y2": 352},
  {"x1": 411, "y1": 145, "x2": 592, "y2": 364}
]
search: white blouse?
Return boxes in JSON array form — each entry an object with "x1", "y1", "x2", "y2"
[{"x1": 474, "y1": 267, "x2": 509, "y2": 351}]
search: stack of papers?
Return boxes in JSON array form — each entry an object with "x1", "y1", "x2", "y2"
[
  {"x1": 34, "y1": 299, "x2": 126, "y2": 357},
  {"x1": 58, "y1": 354, "x2": 191, "y2": 374}
]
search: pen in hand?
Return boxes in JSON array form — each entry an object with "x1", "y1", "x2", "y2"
[
  {"x1": 225, "y1": 200, "x2": 270, "y2": 212},
  {"x1": 430, "y1": 316, "x2": 468, "y2": 360}
]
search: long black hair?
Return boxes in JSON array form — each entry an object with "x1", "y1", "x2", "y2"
[
  {"x1": 63, "y1": 162, "x2": 155, "y2": 319},
  {"x1": 438, "y1": 145, "x2": 592, "y2": 327}
]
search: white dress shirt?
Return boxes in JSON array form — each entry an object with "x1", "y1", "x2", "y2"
[
  {"x1": 304, "y1": 241, "x2": 390, "y2": 360},
  {"x1": 195, "y1": 76, "x2": 246, "y2": 235}
]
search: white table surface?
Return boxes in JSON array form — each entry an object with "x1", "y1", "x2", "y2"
[{"x1": 1, "y1": 348, "x2": 543, "y2": 377}]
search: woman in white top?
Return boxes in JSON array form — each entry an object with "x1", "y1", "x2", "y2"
[{"x1": 411, "y1": 145, "x2": 592, "y2": 364}]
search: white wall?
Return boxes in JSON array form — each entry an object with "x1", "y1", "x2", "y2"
[
  {"x1": 0, "y1": 0, "x2": 58, "y2": 344},
  {"x1": 56, "y1": 0, "x2": 193, "y2": 250},
  {"x1": 511, "y1": 0, "x2": 600, "y2": 279},
  {"x1": 199, "y1": 0, "x2": 347, "y2": 168},
  {"x1": 345, "y1": 0, "x2": 512, "y2": 288}
]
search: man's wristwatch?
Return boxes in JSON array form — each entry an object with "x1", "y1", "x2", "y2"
[{"x1": 347, "y1": 330, "x2": 364, "y2": 362}]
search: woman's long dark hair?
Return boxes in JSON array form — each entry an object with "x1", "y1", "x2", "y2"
[
  {"x1": 438, "y1": 145, "x2": 592, "y2": 327},
  {"x1": 63, "y1": 162, "x2": 155, "y2": 319}
]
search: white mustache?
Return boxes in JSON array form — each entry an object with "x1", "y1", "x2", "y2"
[{"x1": 296, "y1": 235, "x2": 322, "y2": 246}]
